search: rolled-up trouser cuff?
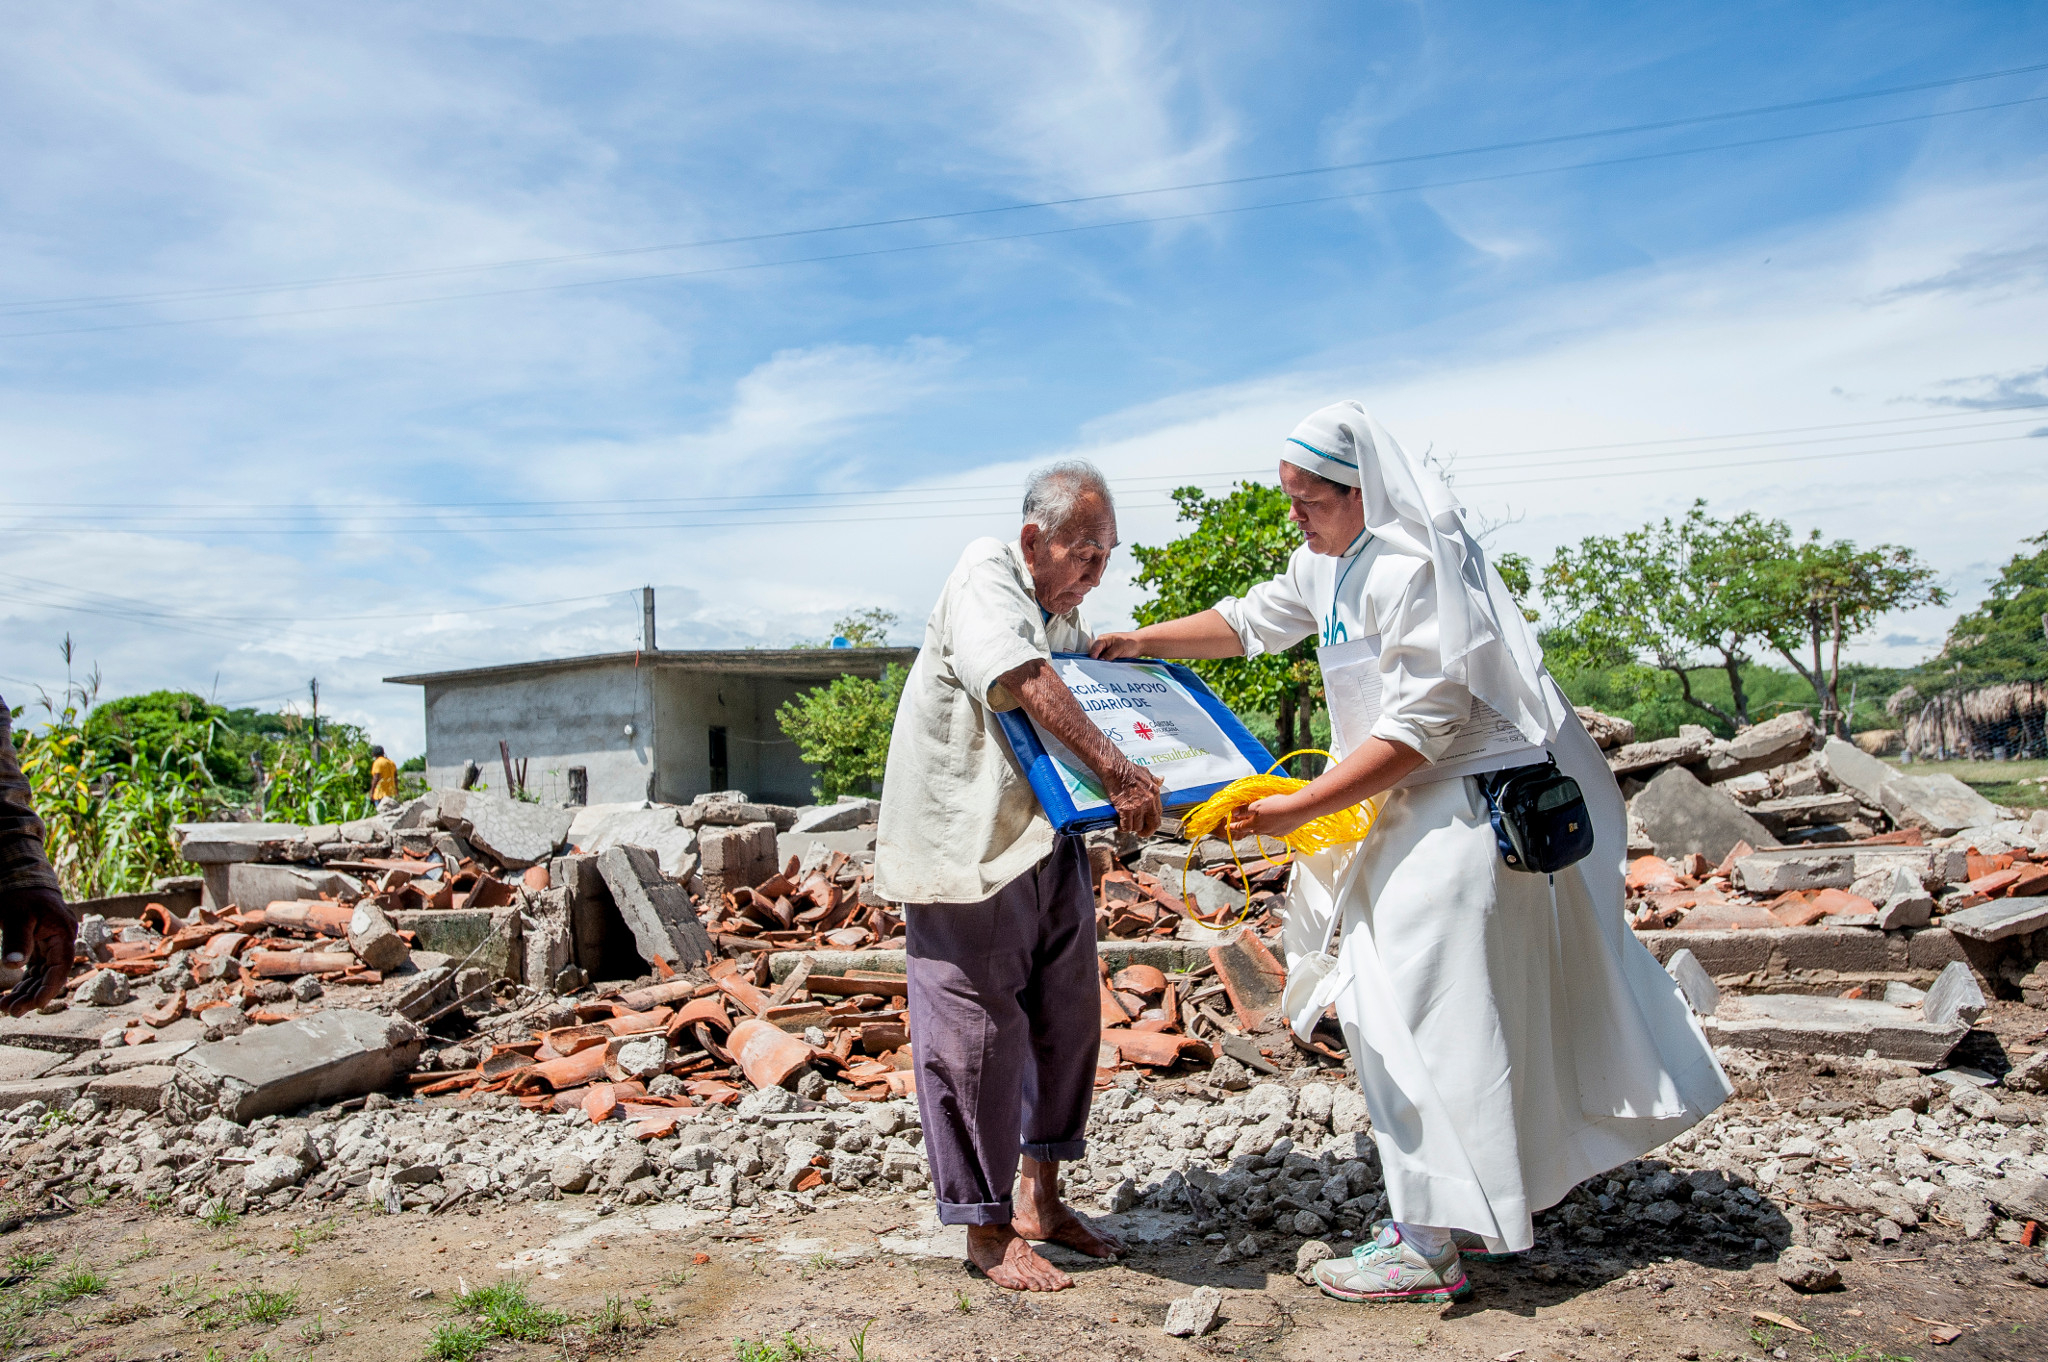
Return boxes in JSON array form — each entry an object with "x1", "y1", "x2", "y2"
[
  {"x1": 936, "y1": 1198, "x2": 1014, "y2": 1226},
  {"x1": 1021, "y1": 1139, "x2": 1087, "y2": 1163}
]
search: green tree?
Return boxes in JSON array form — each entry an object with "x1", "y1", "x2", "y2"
[
  {"x1": 1920, "y1": 529, "x2": 2048, "y2": 690},
  {"x1": 1750, "y1": 534, "x2": 1947, "y2": 735},
  {"x1": 1129, "y1": 482, "x2": 1322, "y2": 760},
  {"x1": 795, "y1": 608, "x2": 901, "y2": 649},
  {"x1": 1543, "y1": 501, "x2": 1789, "y2": 728},
  {"x1": 776, "y1": 664, "x2": 908, "y2": 800}
]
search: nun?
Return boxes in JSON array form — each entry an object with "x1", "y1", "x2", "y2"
[{"x1": 1091, "y1": 401, "x2": 1729, "y2": 1303}]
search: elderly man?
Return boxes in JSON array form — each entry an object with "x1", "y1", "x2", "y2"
[
  {"x1": 1, "y1": 698, "x2": 78, "y2": 1016},
  {"x1": 876, "y1": 461, "x2": 1161, "y2": 1292}
]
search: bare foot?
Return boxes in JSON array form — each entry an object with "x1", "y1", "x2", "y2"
[
  {"x1": 1011, "y1": 1198, "x2": 1124, "y2": 1258},
  {"x1": 966, "y1": 1223, "x2": 1073, "y2": 1292},
  {"x1": 1013, "y1": 1155, "x2": 1124, "y2": 1259}
]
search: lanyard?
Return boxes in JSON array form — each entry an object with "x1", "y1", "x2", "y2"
[{"x1": 1320, "y1": 529, "x2": 1371, "y2": 647}]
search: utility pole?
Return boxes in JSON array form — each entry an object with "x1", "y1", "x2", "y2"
[
  {"x1": 642, "y1": 586, "x2": 657, "y2": 651},
  {"x1": 309, "y1": 678, "x2": 321, "y2": 766}
]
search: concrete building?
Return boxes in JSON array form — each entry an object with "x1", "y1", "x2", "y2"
[{"x1": 386, "y1": 601, "x2": 914, "y2": 805}]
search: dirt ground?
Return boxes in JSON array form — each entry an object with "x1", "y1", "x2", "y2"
[{"x1": 5, "y1": 1094, "x2": 2045, "y2": 1362}]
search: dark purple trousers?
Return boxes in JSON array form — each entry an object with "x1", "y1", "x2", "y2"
[{"x1": 905, "y1": 833, "x2": 1101, "y2": 1225}]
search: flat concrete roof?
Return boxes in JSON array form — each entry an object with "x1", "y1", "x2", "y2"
[{"x1": 384, "y1": 647, "x2": 919, "y2": 688}]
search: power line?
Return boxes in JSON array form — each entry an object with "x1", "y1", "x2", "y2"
[
  {"x1": 5, "y1": 402, "x2": 2041, "y2": 523},
  {"x1": 4, "y1": 418, "x2": 2039, "y2": 535},
  {"x1": 5, "y1": 60, "x2": 2042, "y2": 319},
  {"x1": 4, "y1": 92, "x2": 2044, "y2": 342},
  {"x1": 3, "y1": 429, "x2": 2033, "y2": 539}
]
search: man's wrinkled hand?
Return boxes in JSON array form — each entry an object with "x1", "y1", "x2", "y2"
[
  {"x1": 1105, "y1": 759, "x2": 1164, "y2": 838},
  {"x1": 1087, "y1": 633, "x2": 1145, "y2": 661},
  {"x1": 2, "y1": 886, "x2": 77, "y2": 1017}
]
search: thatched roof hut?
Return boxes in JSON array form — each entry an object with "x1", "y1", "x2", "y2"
[{"x1": 1889, "y1": 680, "x2": 2046, "y2": 758}]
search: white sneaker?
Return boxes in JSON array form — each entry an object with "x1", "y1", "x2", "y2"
[{"x1": 1312, "y1": 1223, "x2": 1472, "y2": 1303}]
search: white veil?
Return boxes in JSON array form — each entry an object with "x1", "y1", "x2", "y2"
[{"x1": 1283, "y1": 400, "x2": 1568, "y2": 747}]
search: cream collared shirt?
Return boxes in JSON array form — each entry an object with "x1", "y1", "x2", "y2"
[{"x1": 874, "y1": 537, "x2": 1092, "y2": 905}]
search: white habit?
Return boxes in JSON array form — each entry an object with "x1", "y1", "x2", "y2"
[{"x1": 1213, "y1": 411, "x2": 1730, "y2": 1252}]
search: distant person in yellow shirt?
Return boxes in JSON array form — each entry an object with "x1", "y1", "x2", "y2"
[{"x1": 369, "y1": 746, "x2": 398, "y2": 802}]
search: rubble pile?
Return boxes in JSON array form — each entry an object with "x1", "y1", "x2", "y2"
[
  {"x1": 5, "y1": 1047, "x2": 2045, "y2": 1292},
  {"x1": 1587, "y1": 707, "x2": 2048, "y2": 936}
]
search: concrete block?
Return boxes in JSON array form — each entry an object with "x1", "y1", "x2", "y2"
[
  {"x1": 1637, "y1": 929, "x2": 1777, "y2": 978},
  {"x1": 569, "y1": 806, "x2": 698, "y2": 878},
  {"x1": 87, "y1": 1064, "x2": 179, "y2": 1112},
  {"x1": 1773, "y1": 927, "x2": 1906, "y2": 976},
  {"x1": 163, "y1": 1009, "x2": 423, "y2": 1124},
  {"x1": 1941, "y1": 897, "x2": 2048, "y2": 943},
  {"x1": 521, "y1": 887, "x2": 574, "y2": 992},
  {"x1": 791, "y1": 799, "x2": 879, "y2": 834},
  {"x1": 1735, "y1": 844, "x2": 1966, "y2": 891},
  {"x1": 1608, "y1": 726, "x2": 1714, "y2": 777},
  {"x1": 1631, "y1": 765, "x2": 1780, "y2": 863},
  {"x1": 174, "y1": 822, "x2": 312, "y2": 864},
  {"x1": 1905, "y1": 927, "x2": 1972, "y2": 971},
  {"x1": 225, "y1": 864, "x2": 362, "y2": 912},
  {"x1": 698, "y1": 822, "x2": 781, "y2": 898},
  {"x1": 1702, "y1": 994, "x2": 1967, "y2": 1065},
  {"x1": 347, "y1": 900, "x2": 410, "y2": 972},
  {"x1": 1704, "y1": 711, "x2": 1817, "y2": 783},
  {"x1": 1922, "y1": 960, "x2": 1986, "y2": 1029},
  {"x1": 1735, "y1": 853, "x2": 1854, "y2": 895},
  {"x1": 389, "y1": 908, "x2": 522, "y2": 979},
  {"x1": 1664, "y1": 948, "x2": 1720, "y2": 1015},
  {"x1": 1879, "y1": 774, "x2": 2001, "y2": 838},
  {"x1": 596, "y1": 844, "x2": 717, "y2": 970},
  {"x1": 549, "y1": 854, "x2": 617, "y2": 976},
  {"x1": 456, "y1": 793, "x2": 574, "y2": 869}
]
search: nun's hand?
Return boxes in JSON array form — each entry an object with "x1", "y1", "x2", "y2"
[
  {"x1": 1088, "y1": 633, "x2": 1145, "y2": 661},
  {"x1": 1227, "y1": 795, "x2": 1311, "y2": 843}
]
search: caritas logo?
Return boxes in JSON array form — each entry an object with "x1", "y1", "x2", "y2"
[{"x1": 1132, "y1": 721, "x2": 1156, "y2": 741}]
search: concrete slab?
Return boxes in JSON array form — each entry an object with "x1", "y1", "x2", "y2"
[
  {"x1": 0, "y1": 1004, "x2": 137, "y2": 1055},
  {"x1": 1735, "y1": 843, "x2": 1970, "y2": 890},
  {"x1": 1879, "y1": 773, "x2": 2002, "y2": 838},
  {"x1": 87, "y1": 1064, "x2": 179, "y2": 1112},
  {"x1": 1703, "y1": 712, "x2": 1817, "y2": 783},
  {"x1": 225, "y1": 864, "x2": 363, "y2": 911},
  {"x1": 0, "y1": 1076, "x2": 88, "y2": 1112},
  {"x1": 164, "y1": 1009, "x2": 423, "y2": 1124},
  {"x1": 1631, "y1": 765, "x2": 1779, "y2": 863},
  {"x1": 458, "y1": 793, "x2": 574, "y2": 870},
  {"x1": 68, "y1": 887, "x2": 201, "y2": 922},
  {"x1": 1941, "y1": 897, "x2": 2048, "y2": 943},
  {"x1": 776, "y1": 830, "x2": 876, "y2": 865},
  {"x1": 0, "y1": 1045, "x2": 66, "y2": 1083},
  {"x1": 174, "y1": 822, "x2": 313, "y2": 864},
  {"x1": 597, "y1": 844, "x2": 717, "y2": 970},
  {"x1": 570, "y1": 807, "x2": 697, "y2": 878},
  {"x1": 1702, "y1": 993, "x2": 1967, "y2": 1065},
  {"x1": 790, "y1": 800, "x2": 878, "y2": 834}
]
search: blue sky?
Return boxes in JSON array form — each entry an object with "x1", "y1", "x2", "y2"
[{"x1": 2, "y1": 3, "x2": 2045, "y2": 754}]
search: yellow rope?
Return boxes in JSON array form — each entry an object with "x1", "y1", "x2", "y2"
[{"x1": 1177, "y1": 749, "x2": 1382, "y2": 928}]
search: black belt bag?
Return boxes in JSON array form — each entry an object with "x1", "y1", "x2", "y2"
[{"x1": 1476, "y1": 758, "x2": 1594, "y2": 874}]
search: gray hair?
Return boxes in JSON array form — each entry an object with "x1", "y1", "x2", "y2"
[{"x1": 1022, "y1": 460, "x2": 1115, "y2": 537}]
